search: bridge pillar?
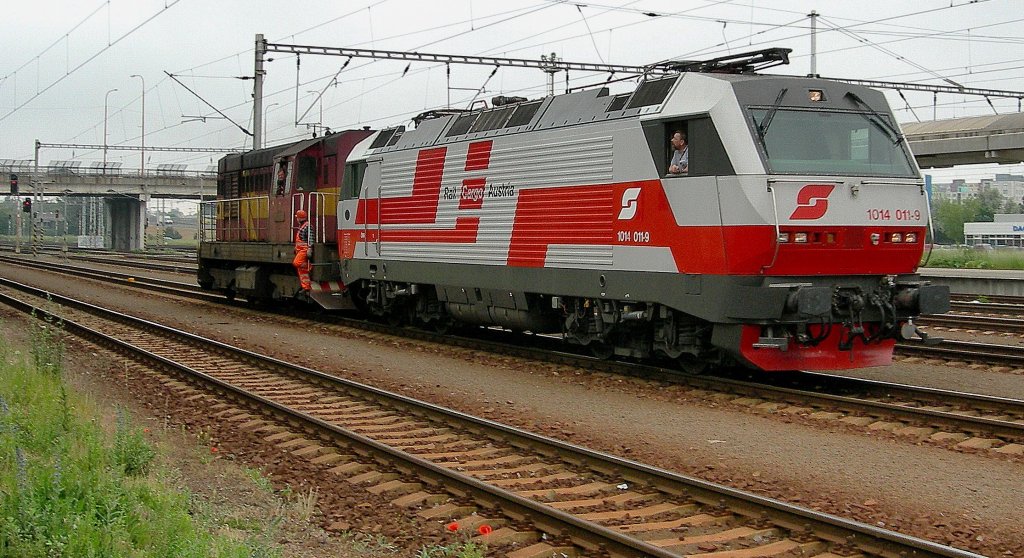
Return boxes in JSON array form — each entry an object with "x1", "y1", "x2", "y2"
[{"x1": 105, "y1": 196, "x2": 146, "y2": 252}]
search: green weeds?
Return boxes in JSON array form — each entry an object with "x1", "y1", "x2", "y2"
[
  {"x1": 0, "y1": 319, "x2": 277, "y2": 557},
  {"x1": 924, "y1": 246, "x2": 1024, "y2": 269},
  {"x1": 416, "y1": 540, "x2": 489, "y2": 558},
  {"x1": 243, "y1": 466, "x2": 275, "y2": 493},
  {"x1": 112, "y1": 407, "x2": 156, "y2": 477},
  {"x1": 0, "y1": 315, "x2": 492, "y2": 557}
]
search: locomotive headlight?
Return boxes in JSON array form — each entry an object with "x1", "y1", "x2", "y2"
[
  {"x1": 870, "y1": 233, "x2": 881, "y2": 245},
  {"x1": 778, "y1": 232, "x2": 790, "y2": 243},
  {"x1": 808, "y1": 89, "x2": 825, "y2": 102},
  {"x1": 890, "y1": 232, "x2": 903, "y2": 243},
  {"x1": 794, "y1": 232, "x2": 809, "y2": 243},
  {"x1": 905, "y1": 232, "x2": 918, "y2": 243}
]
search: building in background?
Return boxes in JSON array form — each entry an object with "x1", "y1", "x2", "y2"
[
  {"x1": 929, "y1": 174, "x2": 1024, "y2": 205},
  {"x1": 980, "y1": 174, "x2": 1024, "y2": 207},
  {"x1": 964, "y1": 214, "x2": 1024, "y2": 247}
]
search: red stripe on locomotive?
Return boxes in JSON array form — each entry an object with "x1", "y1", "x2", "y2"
[{"x1": 357, "y1": 146, "x2": 448, "y2": 225}]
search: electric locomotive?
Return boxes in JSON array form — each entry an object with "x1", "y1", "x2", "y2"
[{"x1": 201, "y1": 48, "x2": 949, "y2": 371}]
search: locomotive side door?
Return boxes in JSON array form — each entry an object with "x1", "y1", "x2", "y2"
[
  {"x1": 338, "y1": 158, "x2": 378, "y2": 259},
  {"x1": 365, "y1": 157, "x2": 382, "y2": 258}
]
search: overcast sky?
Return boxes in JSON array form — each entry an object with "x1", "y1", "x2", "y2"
[{"x1": 1, "y1": 0, "x2": 1022, "y2": 181}]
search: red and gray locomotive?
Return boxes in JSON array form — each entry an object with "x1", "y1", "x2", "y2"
[{"x1": 199, "y1": 48, "x2": 949, "y2": 372}]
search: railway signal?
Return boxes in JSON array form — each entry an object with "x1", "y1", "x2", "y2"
[
  {"x1": 9, "y1": 173, "x2": 17, "y2": 195},
  {"x1": 22, "y1": 197, "x2": 31, "y2": 213}
]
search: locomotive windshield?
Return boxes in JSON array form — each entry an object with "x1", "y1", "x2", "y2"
[{"x1": 750, "y1": 108, "x2": 917, "y2": 177}]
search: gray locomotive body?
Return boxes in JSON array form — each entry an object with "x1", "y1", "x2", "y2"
[{"x1": 331, "y1": 69, "x2": 947, "y2": 371}]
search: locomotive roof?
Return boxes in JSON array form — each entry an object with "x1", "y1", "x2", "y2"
[
  {"x1": 362, "y1": 70, "x2": 892, "y2": 156},
  {"x1": 219, "y1": 129, "x2": 374, "y2": 173}
]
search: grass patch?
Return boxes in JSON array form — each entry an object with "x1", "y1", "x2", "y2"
[
  {"x1": 243, "y1": 466, "x2": 275, "y2": 493},
  {"x1": 0, "y1": 315, "x2": 494, "y2": 557},
  {"x1": 0, "y1": 320, "x2": 280, "y2": 557},
  {"x1": 416, "y1": 540, "x2": 488, "y2": 558},
  {"x1": 923, "y1": 247, "x2": 1024, "y2": 270}
]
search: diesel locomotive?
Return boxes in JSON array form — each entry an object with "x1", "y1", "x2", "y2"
[{"x1": 199, "y1": 48, "x2": 949, "y2": 372}]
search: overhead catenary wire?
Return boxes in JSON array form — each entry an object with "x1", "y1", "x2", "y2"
[
  {"x1": 163, "y1": 71, "x2": 251, "y2": 137},
  {"x1": 0, "y1": 0, "x2": 183, "y2": 126},
  {"x1": 35, "y1": 0, "x2": 1020, "y2": 167},
  {"x1": 231, "y1": 2, "x2": 565, "y2": 143},
  {"x1": 50, "y1": 0, "x2": 564, "y2": 159},
  {"x1": 0, "y1": 1, "x2": 108, "y2": 85},
  {"x1": 817, "y1": 15, "x2": 961, "y2": 86}
]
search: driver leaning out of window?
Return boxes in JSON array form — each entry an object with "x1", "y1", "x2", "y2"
[{"x1": 668, "y1": 130, "x2": 688, "y2": 175}]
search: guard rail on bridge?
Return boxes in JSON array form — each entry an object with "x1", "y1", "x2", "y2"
[
  {"x1": 903, "y1": 112, "x2": 1024, "y2": 168},
  {"x1": 0, "y1": 165, "x2": 216, "y2": 199}
]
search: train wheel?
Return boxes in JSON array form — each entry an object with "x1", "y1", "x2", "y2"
[
  {"x1": 386, "y1": 311, "x2": 404, "y2": 327},
  {"x1": 677, "y1": 355, "x2": 709, "y2": 375},
  {"x1": 431, "y1": 318, "x2": 454, "y2": 335},
  {"x1": 589, "y1": 342, "x2": 614, "y2": 360}
]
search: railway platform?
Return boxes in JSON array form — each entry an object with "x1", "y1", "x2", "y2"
[{"x1": 919, "y1": 267, "x2": 1024, "y2": 297}]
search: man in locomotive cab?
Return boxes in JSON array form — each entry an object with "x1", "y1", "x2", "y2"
[
  {"x1": 667, "y1": 130, "x2": 688, "y2": 175},
  {"x1": 275, "y1": 162, "x2": 288, "y2": 196},
  {"x1": 293, "y1": 209, "x2": 312, "y2": 292}
]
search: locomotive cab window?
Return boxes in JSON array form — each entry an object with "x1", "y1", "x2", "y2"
[
  {"x1": 644, "y1": 117, "x2": 734, "y2": 178},
  {"x1": 342, "y1": 161, "x2": 367, "y2": 200},
  {"x1": 275, "y1": 161, "x2": 289, "y2": 196},
  {"x1": 749, "y1": 108, "x2": 916, "y2": 177},
  {"x1": 295, "y1": 155, "x2": 319, "y2": 192}
]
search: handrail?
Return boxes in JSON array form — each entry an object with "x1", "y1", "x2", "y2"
[
  {"x1": 199, "y1": 196, "x2": 270, "y2": 242},
  {"x1": 311, "y1": 191, "x2": 338, "y2": 244},
  {"x1": 922, "y1": 188, "x2": 936, "y2": 267},
  {"x1": 761, "y1": 186, "x2": 782, "y2": 275}
]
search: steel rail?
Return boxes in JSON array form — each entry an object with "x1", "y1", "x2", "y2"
[
  {"x1": 0, "y1": 255, "x2": 209, "y2": 300},
  {"x1": 0, "y1": 251, "x2": 195, "y2": 274},
  {"x1": 0, "y1": 277, "x2": 983, "y2": 558},
  {"x1": 949, "y1": 300, "x2": 1024, "y2": 316},
  {"x1": 898, "y1": 338, "x2": 1024, "y2": 365},
  {"x1": 919, "y1": 313, "x2": 1024, "y2": 333},
  {"x1": 5, "y1": 255, "x2": 1024, "y2": 445}
]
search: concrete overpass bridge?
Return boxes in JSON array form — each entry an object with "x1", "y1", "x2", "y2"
[
  {"x1": 3, "y1": 161, "x2": 216, "y2": 251},
  {"x1": 903, "y1": 112, "x2": 1024, "y2": 169},
  {"x1": 3, "y1": 164, "x2": 215, "y2": 198}
]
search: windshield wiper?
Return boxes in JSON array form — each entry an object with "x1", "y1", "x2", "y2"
[
  {"x1": 845, "y1": 91, "x2": 905, "y2": 146},
  {"x1": 757, "y1": 88, "x2": 788, "y2": 140}
]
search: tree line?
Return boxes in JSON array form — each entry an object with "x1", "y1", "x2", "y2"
[{"x1": 932, "y1": 187, "x2": 1022, "y2": 244}]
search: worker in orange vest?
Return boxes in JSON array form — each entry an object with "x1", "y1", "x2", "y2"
[{"x1": 293, "y1": 209, "x2": 312, "y2": 292}]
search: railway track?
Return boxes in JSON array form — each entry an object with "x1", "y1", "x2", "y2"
[
  {"x1": 0, "y1": 243, "x2": 196, "y2": 272},
  {"x1": 60, "y1": 253, "x2": 196, "y2": 274},
  {"x1": 0, "y1": 278, "x2": 981, "y2": 558},
  {"x1": 0, "y1": 255, "x2": 211, "y2": 301},
  {"x1": 951, "y1": 293, "x2": 1024, "y2": 306},
  {"x1": 897, "y1": 337, "x2": 1024, "y2": 368},
  {"x1": 4, "y1": 254, "x2": 1024, "y2": 460},
  {"x1": 919, "y1": 312, "x2": 1024, "y2": 333},
  {"x1": 0, "y1": 241, "x2": 196, "y2": 257}
]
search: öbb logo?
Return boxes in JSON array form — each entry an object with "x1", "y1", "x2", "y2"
[
  {"x1": 789, "y1": 184, "x2": 835, "y2": 220},
  {"x1": 617, "y1": 187, "x2": 642, "y2": 220}
]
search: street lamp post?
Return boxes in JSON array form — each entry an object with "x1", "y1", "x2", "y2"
[
  {"x1": 130, "y1": 75, "x2": 145, "y2": 177},
  {"x1": 263, "y1": 102, "x2": 279, "y2": 145},
  {"x1": 103, "y1": 88, "x2": 118, "y2": 172}
]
